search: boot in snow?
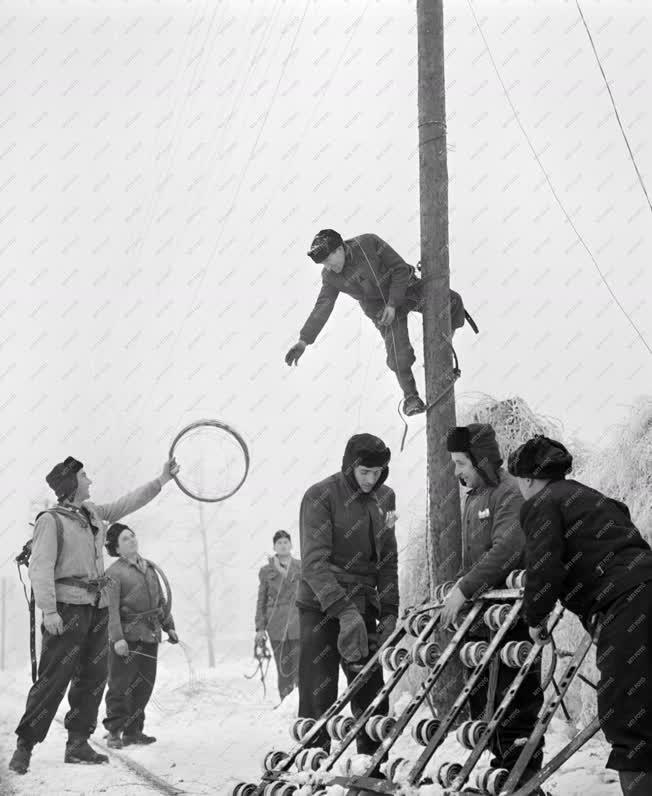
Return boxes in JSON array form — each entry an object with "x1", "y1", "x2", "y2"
[
  {"x1": 619, "y1": 771, "x2": 652, "y2": 796},
  {"x1": 106, "y1": 732, "x2": 123, "y2": 749},
  {"x1": 122, "y1": 731, "x2": 156, "y2": 746},
  {"x1": 9, "y1": 737, "x2": 33, "y2": 775},
  {"x1": 65, "y1": 735, "x2": 109, "y2": 765},
  {"x1": 402, "y1": 394, "x2": 426, "y2": 416}
]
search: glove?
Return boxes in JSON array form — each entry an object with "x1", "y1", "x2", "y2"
[
  {"x1": 285, "y1": 340, "x2": 307, "y2": 366},
  {"x1": 337, "y1": 607, "x2": 369, "y2": 663},
  {"x1": 255, "y1": 630, "x2": 266, "y2": 645},
  {"x1": 377, "y1": 614, "x2": 397, "y2": 647},
  {"x1": 167, "y1": 629, "x2": 179, "y2": 644}
]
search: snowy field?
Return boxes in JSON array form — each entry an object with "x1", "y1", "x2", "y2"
[{"x1": 0, "y1": 645, "x2": 623, "y2": 796}]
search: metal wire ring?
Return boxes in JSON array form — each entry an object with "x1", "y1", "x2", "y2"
[{"x1": 169, "y1": 418, "x2": 250, "y2": 503}]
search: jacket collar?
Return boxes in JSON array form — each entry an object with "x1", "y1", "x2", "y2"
[{"x1": 268, "y1": 555, "x2": 299, "y2": 577}]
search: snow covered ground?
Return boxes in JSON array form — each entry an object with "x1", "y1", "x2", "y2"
[{"x1": 0, "y1": 647, "x2": 622, "y2": 796}]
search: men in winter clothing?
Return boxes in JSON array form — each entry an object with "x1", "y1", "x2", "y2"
[
  {"x1": 443, "y1": 424, "x2": 544, "y2": 789},
  {"x1": 254, "y1": 530, "x2": 301, "y2": 700},
  {"x1": 103, "y1": 523, "x2": 178, "y2": 749},
  {"x1": 509, "y1": 435, "x2": 652, "y2": 796},
  {"x1": 9, "y1": 455, "x2": 179, "y2": 776},
  {"x1": 284, "y1": 230, "x2": 472, "y2": 417},
  {"x1": 297, "y1": 433, "x2": 399, "y2": 761}
]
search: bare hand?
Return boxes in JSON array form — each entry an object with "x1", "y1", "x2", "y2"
[
  {"x1": 285, "y1": 340, "x2": 307, "y2": 366},
  {"x1": 114, "y1": 639, "x2": 130, "y2": 657},
  {"x1": 384, "y1": 510, "x2": 399, "y2": 529},
  {"x1": 160, "y1": 457, "x2": 180, "y2": 484},
  {"x1": 44, "y1": 612, "x2": 64, "y2": 635},
  {"x1": 378, "y1": 306, "x2": 396, "y2": 326},
  {"x1": 167, "y1": 629, "x2": 179, "y2": 645},
  {"x1": 434, "y1": 585, "x2": 467, "y2": 630}
]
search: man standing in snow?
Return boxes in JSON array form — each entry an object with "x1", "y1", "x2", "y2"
[
  {"x1": 509, "y1": 435, "x2": 652, "y2": 796},
  {"x1": 103, "y1": 522, "x2": 179, "y2": 749},
  {"x1": 442, "y1": 424, "x2": 544, "y2": 791},
  {"x1": 254, "y1": 530, "x2": 301, "y2": 701},
  {"x1": 9, "y1": 455, "x2": 179, "y2": 775},
  {"x1": 297, "y1": 433, "x2": 398, "y2": 762},
  {"x1": 284, "y1": 230, "x2": 472, "y2": 417}
]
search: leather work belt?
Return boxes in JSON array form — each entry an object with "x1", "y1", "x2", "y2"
[
  {"x1": 120, "y1": 607, "x2": 162, "y2": 621},
  {"x1": 56, "y1": 575, "x2": 112, "y2": 592},
  {"x1": 328, "y1": 565, "x2": 377, "y2": 588},
  {"x1": 55, "y1": 575, "x2": 112, "y2": 605}
]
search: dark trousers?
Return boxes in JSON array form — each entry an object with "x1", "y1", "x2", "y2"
[
  {"x1": 373, "y1": 311, "x2": 418, "y2": 398},
  {"x1": 298, "y1": 608, "x2": 388, "y2": 757},
  {"x1": 16, "y1": 603, "x2": 109, "y2": 745},
  {"x1": 270, "y1": 639, "x2": 300, "y2": 700},
  {"x1": 103, "y1": 641, "x2": 158, "y2": 735},
  {"x1": 597, "y1": 582, "x2": 652, "y2": 772},
  {"x1": 467, "y1": 621, "x2": 544, "y2": 774}
]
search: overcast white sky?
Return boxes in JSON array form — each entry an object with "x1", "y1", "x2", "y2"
[{"x1": 1, "y1": 0, "x2": 650, "y2": 663}]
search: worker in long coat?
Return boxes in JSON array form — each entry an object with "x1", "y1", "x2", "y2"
[
  {"x1": 509, "y1": 435, "x2": 652, "y2": 796},
  {"x1": 255, "y1": 530, "x2": 301, "y2": 700}
]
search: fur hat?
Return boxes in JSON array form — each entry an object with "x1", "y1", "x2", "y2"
[
  {"x1": 45, "y1": 456, "x2": 83, "y2": 502},
  {"x1": 508, "y1": 435, "x2": 573, "y2": 481},
  {"x1": 307, "y1": 229, "x2": 344, "y2": 263},
  {"x1": 446, "y1": 424, "x2": 502, "y2": 485},
  {"x1": 105, "y1": 522, "x2": 130, "y2": 557}
]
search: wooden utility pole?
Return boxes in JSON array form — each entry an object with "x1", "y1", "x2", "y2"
[
  {"x1": 198, "y1": 466, "x2": 216, "y2": 668},
  {"x1": 1, "y1": 577, "x2": 5, "y2": 671},
  {"x1": 199, "y1": 500, "x2": 216, "y2": 667},
  {"x1": 417, "y1": 0, "x2": 463, "y2": 711}
]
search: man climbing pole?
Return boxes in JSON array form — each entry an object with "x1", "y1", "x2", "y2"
[
  {"x1": 284, "y1": 230, "x2": 475, "y2": 417},
  {"x1": 296, "y1": 433, "x2": 398, "y2": 773},
  {"x1": 8, "y1": 455, "x2": 179, "y2": 776},
  {"x1": 509, "y1": 435, "x2": 652, "y2": 796},
  {"x1": 443, "y1": 424, "x2": 545, "y2": 794},
  {"x1": 254, "y1": 530, "x2": 301, "y2": 702}
]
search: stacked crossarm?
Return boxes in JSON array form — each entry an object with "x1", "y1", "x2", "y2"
[{"x1": 232, "y1": 570, "x2": 602, "y2": 796}]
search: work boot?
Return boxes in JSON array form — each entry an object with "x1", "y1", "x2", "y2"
[
  {"x1": 402, "y1": 394, "x2": 426, "y2": 416},
  {"x1": 122, "y1": 731, "x2": 156, "y2": 746},
  {"x1": 65, "y1": 735, "x2": 109, "y2": 765},
  {"x1": 619, "y1": 771, "x2": 652, "y2": 796},
  {"x1": 9, "y1": 737, "x2": 33, "y2": 775},
  {"x1": 106, "y1": 731, "x2": 123, "y2": 749}
]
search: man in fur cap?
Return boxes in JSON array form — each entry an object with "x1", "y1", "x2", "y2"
[
  {"x1": 297, "y1": 433, "x2": 398, "y2": 765},
  {"x1": 284, "y1": 230, "x2": 474, "y2": 417},
  {"x1": 9, "y1": 455, "x2": 179, "y2": 775},
  {"x1": 509, "y1": 435, "x2": 652, "y2": 796},
  {"x1": 444, "y1": 424, "x2": 544, "y2": 791}
]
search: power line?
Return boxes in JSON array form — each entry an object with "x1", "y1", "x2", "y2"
[
  {"x1": 575, "y1": 0, "x2": 652, "y2": 215},
  {"x1": 466, "y1": 0, "x2": 651, "y2": 356}
]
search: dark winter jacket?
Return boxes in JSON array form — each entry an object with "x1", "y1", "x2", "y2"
[
  {"x1": 255, "y1": 556, "x2": 300, "y2": 641},
  {"x1": 519, "y1": 478, "x2": 652, "y2": 627},
  {"x1": 299, "y1": 233, "x2": 416, "y2": 344},
  {"x1": 457, "y1": 470, "x2": 526, "y2": 600},
  {"x1": 107, "y1": 556, "x2": 175, "y2": 644},
  {"x1": 297, "y1": 441, "x2": 399, "y2": 619}
]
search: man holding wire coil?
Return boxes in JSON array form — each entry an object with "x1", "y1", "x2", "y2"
[
  {"x1": 103, "y1": 522, "x2": 179, "y2": 749},
  {"x1": 284, "y1": 229, "x2": 475, "y2": 417}
]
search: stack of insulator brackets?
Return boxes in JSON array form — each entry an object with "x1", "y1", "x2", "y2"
[{"x1": 233, "y1": 570, "x2": 601, "y2": 796}]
